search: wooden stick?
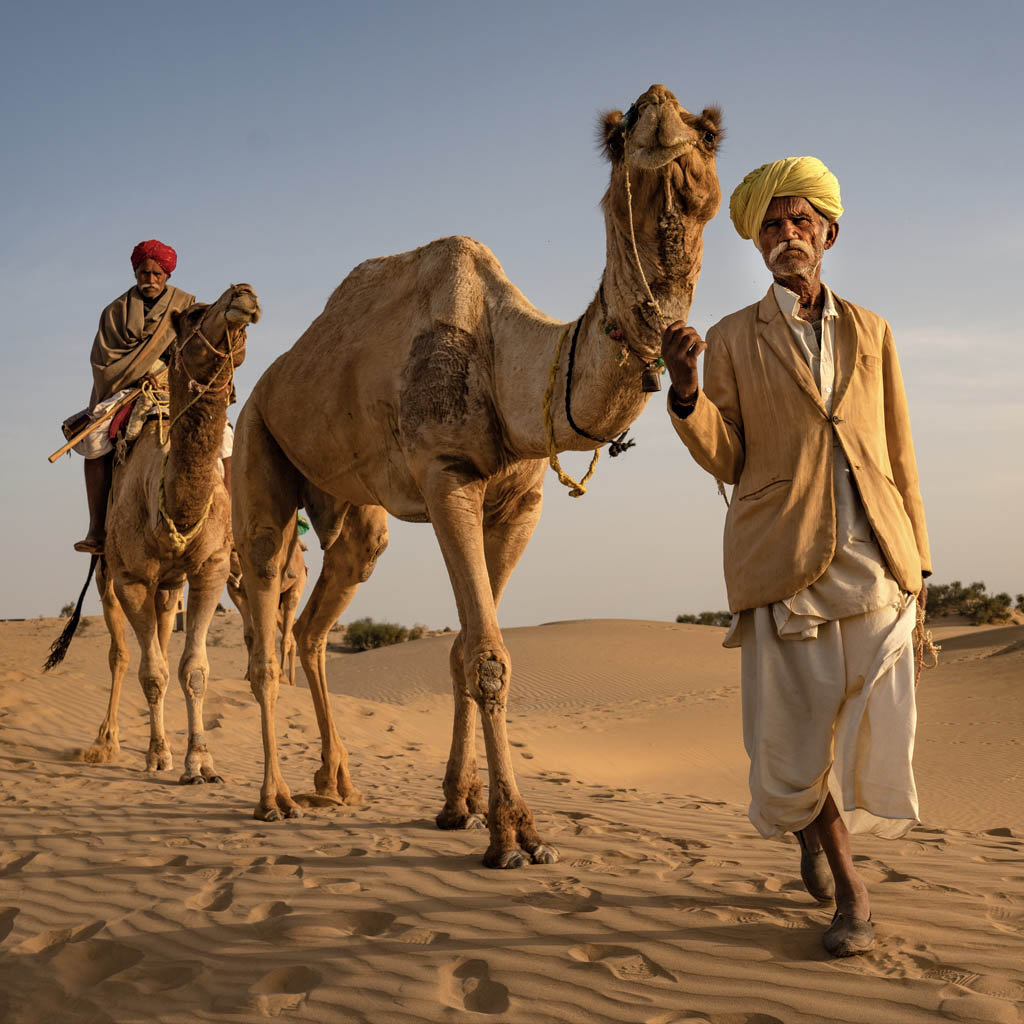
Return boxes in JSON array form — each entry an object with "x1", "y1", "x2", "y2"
[{"x1": 48, "y1": 386, "x2": 142, "y2": 463}]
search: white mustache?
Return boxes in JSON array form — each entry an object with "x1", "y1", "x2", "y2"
[{"x1": 767, "y1": 239, "x2": 814, "y2": 265}]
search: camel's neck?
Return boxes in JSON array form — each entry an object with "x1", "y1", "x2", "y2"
[
  {"x1": 538, "y1": 201, "x2": 704, "y2": 454},
  {"x1": 163, "y1": 367, "x2": 230, "y2": 526}
]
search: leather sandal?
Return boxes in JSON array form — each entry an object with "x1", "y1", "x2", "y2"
[
  {"x1": 796, "y1": 828, "x2": 835, "y2": 903},
  {"x1": 73, "y1": 536, "x2": 104, "y2": 555},
  {"x1": 823, "y1": 909, "x2": 874, "y2": 956}
]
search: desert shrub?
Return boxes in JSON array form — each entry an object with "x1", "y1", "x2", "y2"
[
  {"x1": 676, "y1": 610, "x2": 732, "y2": 627},
  {"x1": 926, "y1": 581, "x2": 1015, "y2": 624},
  {"x1": 344, "y1": 617, "x2": 420, "y2": 651},
  {"x1": 59, "y1": 602, "x2": 75, "y2": 618}
]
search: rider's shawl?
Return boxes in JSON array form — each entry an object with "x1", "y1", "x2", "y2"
[{"x1": 89, "y1": 285, "x2": 195, "y2": 406}]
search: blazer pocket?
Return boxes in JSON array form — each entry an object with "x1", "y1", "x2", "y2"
[
  {"x1": 737, "y1": 478, "x2": 791, "y2": 502},
  {"x1": 858, "y1": 353, "x2": 881, "y2": 372}
]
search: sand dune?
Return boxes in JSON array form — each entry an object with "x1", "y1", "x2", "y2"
[{"x1": 1, "y1": 613, "x2": 1022, "y2": 1023}]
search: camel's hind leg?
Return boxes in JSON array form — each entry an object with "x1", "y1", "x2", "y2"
[
  {"x1": 294, "y1": 504, "x2": 388, "y2": 804},
  {"x1": 82, "y1": 561, "x2": 130, "y2": 765},
  {"x1": 233, "y1": 400, "x2": 302, "y2": 820},
  {"x1": 279, "y1": 579, "x2": 301, "y2": 687},
  {"x1": 436, "y1": 630, "x2": 486, "y2": 830}
]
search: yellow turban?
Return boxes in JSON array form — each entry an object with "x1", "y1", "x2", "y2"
[{"x1": 729, "y1": 156, "x2": 843, "y2": 245}]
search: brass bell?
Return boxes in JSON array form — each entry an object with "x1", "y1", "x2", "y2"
[{"x1": 641, "y1": 364, "x2": 662, "y2": 393}]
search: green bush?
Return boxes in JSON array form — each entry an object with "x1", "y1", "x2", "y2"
[
  {"x1": 926, "y1": 581, "x2": 1015, "y2": 625},
  {"x1": 676, "y1": 610, "x2": 732, "y2": 627},
  {"x1": 344, "y1": 617, "x2": 424, "y2": 651}
]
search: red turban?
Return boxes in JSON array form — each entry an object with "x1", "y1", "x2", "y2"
[{"x1": 130, "y1": 239, "x2": 177, "y2": 275}]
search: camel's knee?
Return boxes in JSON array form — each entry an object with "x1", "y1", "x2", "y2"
[
  {"x1": 141, "y1": 677, "x2": 166, "y2": 707},
  {"x1": 248, "y1": 657, "x2": 279, "y2": 702},
  {"x1": 245, "y1": 529, "x2": 285, "y2": 582},
  {"x1": 467, "y1": 648, "x2": 510, "y2": 710},
  {"x1": 181, "y1": 667, "x2": 207, "y2": 701},
  {"x1": 357, "y1": 532, "x2": 389, "y2": 583}
]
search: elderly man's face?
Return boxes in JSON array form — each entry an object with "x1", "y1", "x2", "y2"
[
  {"x1": 758, "y1": 196, "x2": 837, "y2": 280},
  {"x1": 134, "y1": 258, "x2": 169, "y2": 299}
]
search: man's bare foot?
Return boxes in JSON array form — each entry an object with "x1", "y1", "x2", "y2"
[{"x1": 73, "y1": 533, "x2": 104, "y2": 555}]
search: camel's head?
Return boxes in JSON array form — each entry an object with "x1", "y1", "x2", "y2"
[
  {"x1": 172, "y1": 284, "x2": 260, "y2": 381},
  {"x1": 599, "y1": 84, "x2": 723, "y2": 254}
]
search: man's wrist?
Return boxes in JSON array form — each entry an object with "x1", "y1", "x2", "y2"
[{"x1": 668, "y1": 385, "x2": 698, "y2": 417}]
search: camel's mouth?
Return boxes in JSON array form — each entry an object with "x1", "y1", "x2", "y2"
[
  {"x1": 627, "y1": 137, "x2": 695, "y2": 170},
  {"x1": 225, "y1": 284, "x2": 261, "y2": 326}
]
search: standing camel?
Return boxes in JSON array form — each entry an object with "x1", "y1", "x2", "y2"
[
  {"x1": 65, "y1": 285, "x2": 261, "y2": 781},
  {"x1": 233, "y1": 85, "x2": 721, "y2": 866}
]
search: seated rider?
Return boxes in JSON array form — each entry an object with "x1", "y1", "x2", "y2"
[{"x1": 72, "y1": 239, "x2": 232, "y2": 554}]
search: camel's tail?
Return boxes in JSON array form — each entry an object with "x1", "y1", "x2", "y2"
[{"x1": 44, "y1": 555, "x2": 98, "y2": 672}]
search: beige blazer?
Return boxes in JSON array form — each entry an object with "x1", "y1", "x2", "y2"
[{"x1": 670, "y1": 287, "x2": 931, "y2": 612}]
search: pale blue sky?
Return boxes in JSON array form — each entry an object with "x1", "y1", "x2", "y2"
[{"x1": 2, "y1": 0, "x2": 1021, "y2": 626}]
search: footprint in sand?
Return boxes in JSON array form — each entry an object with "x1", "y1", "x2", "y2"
[
  {"x1": 266, "y1": 909, "x2": 398, "y2": 944},
  {"x1": 439, "y1": 958, "x2": 510, "y2": 1015},
  {"x1": 569, "y1": 944, "x2": 674, "y2": 982},
  {"x1": 13, "y1": 920, "x2": 106, "y2": 956},
  {"x1": 0, "y1": 906, "x2": 19, "y2": 945},
  {"x1": 247, "y1": 901, "x2": 291, "y2": 923},
  {"x1": 186, "y1": 881, "x2": 234, "y2": 912},
  {"x1": 647, "y1": 1015, "x2": 784, "y2": 1024},
  {"x1": 985, "y1": 906, "x2": 1024, "y2": 934},
  {"x1": 0, "y1": 851, "x2": 37, "y2": 877},
  {"x1": 49, "y1": 938, "x2": 145, "y2": 994},
  {"x1": 123, "y1": 959, "x2": 204, "y2": 994},
  {"x1": 246, "y1": 965, "x2": 322, "y2": 1017},
  {"x1": 513, "y1": 878, "x2": 600, "y2": 914}
]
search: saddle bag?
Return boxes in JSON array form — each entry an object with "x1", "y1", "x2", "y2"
[{"x1": 61, "y1": 408, "x2": 92, "y2": 442}]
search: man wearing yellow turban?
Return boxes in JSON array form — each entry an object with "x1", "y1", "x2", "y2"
[{"x1": 661, "y1": 157, "x2": 931, "y2": 958}]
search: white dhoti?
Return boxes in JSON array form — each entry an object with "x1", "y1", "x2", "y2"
[{"x1": 737, "y1": 596, "x2": 918, "y2": 840}]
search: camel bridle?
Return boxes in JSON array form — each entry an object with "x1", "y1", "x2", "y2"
[{"x1": 157, "y1": 286, "x2": 255, "y2": 552}]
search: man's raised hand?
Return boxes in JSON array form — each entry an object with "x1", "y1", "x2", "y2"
[{"x1": 661, "y1": 321, "x2": 706, "y2": 403}]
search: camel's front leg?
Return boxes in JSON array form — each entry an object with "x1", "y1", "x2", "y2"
[
  {"x1": 117, "y1": 580, "x2": 173, "y2": 772},
  {"x1": 176, "y1": 569, "x2": 225, "y2": 784},
  {"x1": 425, "y1": 471, "x2": 556, "y2": 868},
  {"x1": 82, "y1": 563, "x2": 130, "y2": 765}
]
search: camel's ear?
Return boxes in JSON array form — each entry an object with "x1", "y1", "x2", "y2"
[
  {"x1": 598, "y1": 109, "x2": 625, "y2": 163},
  {"x1": 700, "y1": 106, "x2": 723, "y2": 132}
]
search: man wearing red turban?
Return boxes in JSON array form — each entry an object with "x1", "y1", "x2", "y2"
[{"x1": 72, "y1": 240, "x2": 196, "y2": 554}]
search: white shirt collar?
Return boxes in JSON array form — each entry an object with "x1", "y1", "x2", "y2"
[{"x1": 773, "y1": 280, "x2": 837, "y2": 321}]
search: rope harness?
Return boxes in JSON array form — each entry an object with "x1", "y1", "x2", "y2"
[
  {"x1": 154, "y1": 307, "x2": 246, "y2": 553},
  {"x1": 543, "y1": 112, "x2": 729, "y2": 505},
  {"x1": 913, "y1": 600, "x2": 941, "y2": 687}
]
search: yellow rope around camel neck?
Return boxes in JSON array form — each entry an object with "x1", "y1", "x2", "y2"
[
  {"x1": 543, "y1": 322, "x2": 600, "y2": 497},
  {"x1": 158, "y1": 453, "x2": 215, "y2": 554}
]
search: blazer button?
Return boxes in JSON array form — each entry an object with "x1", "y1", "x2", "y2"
[{"x1": 831, "y1": 414, "x2": 842, "y2": 424}]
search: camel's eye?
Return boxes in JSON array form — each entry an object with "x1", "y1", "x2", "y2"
[{"x1": 702, "y1": 130, "x2": 716, "y2": 148}]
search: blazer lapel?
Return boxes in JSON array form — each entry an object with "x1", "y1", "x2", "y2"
[
  {"x1": 829, "y1": 292, "x2": 860, "y2": 413},
  {"x1": 756, "y1": 288, "x2": 825, "y2": 413}
]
